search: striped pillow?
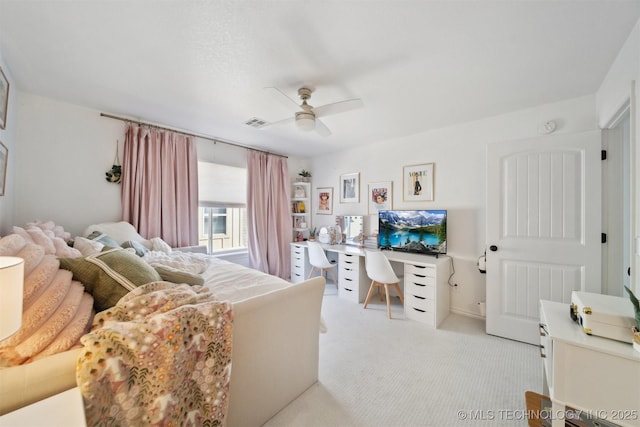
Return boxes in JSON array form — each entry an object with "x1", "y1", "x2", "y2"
[{"x1": 59, "y1": 248, "x2": 161, "y2": 312}]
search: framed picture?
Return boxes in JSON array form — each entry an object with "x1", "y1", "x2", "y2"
[
  {"x1": 0, "y1": 66, "x2": 8, "y2": 130},
  {"x1": 0, "y1": 141, "x2": 7, "y2": 196},
  {"x1": 368, "y1": 181, "x2": 392, "y2": 214},
  {"x1": 315, "y1": 187, "x2": 333, "y2": 215},
  {"x1": 339, "y1": 172, "x2": 360, "y2": 203},
  {"x1": 403, "y1": 163, "x2": 434, "y2": 201}
]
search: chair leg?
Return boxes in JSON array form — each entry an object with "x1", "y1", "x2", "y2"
[
  {"x1": 392, "y1": 283, "x2": 404, "y2": 305},
  {"x1": 384, "y1": 284, "x2": 392, "y2": 319},
  {"x1": 326, "y1": 267, "x2": 338, "y2": 286},
  {"x1": 307, "y1": 266, "x2": 317, "y2": 280},
  {"x1": 363, "y1": 280, "x2": 377, "y2": 309}
]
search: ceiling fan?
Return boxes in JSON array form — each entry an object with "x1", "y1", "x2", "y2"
[{"x1": 262, "y1": 86, "x2": 364, "y2": 137}]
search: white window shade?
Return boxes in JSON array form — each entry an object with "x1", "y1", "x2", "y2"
[{"x1": 198, "y1": 162, "x2": 247, "y2": 207}]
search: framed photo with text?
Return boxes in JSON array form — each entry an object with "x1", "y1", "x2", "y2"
[
  {"x1": 0, "y1": 66, "x2": 9, "y2": 130},
  {"x1": 316, "y1": 187, "x2": 333, "y2": 214},
  {"x1": 368, "y1": 181, "x2": 392, "y2": 214},
  {"x1": 403, "y1": 163, "x2": 434, "y2": 201},
  {"x1": 339, "y1": 172, "x2": 359, "y2": 203}
]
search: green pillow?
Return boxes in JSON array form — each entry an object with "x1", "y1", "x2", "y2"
[
  {"x1": 121, "y1": 240, "x2": 149, "y2": 257},
  {"x1": 59, "y1": 248, "x2": 162, "y2": 312},
  {"x1": 154, "y1": 265, "x2": 204, "y2": 286},
  {"x1": 87, "y1": 231, "x2": 121, "y2": 248}
]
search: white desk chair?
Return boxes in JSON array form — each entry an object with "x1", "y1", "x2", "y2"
[
  {"x1": 364, "y1": 250, "x2": 404, "y2": 319},
  {"x1": 307, "y1": 241, "x2": 338, "y2": 286}
]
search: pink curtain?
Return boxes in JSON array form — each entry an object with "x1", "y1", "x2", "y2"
[
  {"x1": 247, "y1": 151, "x2": 292, "y2": 279},
  {"x1": 121, "y1": 125, "x2": 199, "y2": 248}
]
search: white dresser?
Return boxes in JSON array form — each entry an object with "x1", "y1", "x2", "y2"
[
  {"x1": 404, "y1": 257, "x2": 450, "y2": 327},
  {"x1": 290, "y1": 243, "x2": 311, "y2": 283},
  {"x1": 338, "y1": 252, "x2": 369, "y2": 303},
  {"x1": 539, "y1": 300, "x2": 640, "y2": 427}
]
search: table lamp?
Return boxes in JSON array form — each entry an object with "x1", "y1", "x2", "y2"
[{"x1": 0, "y1": 256, "x2": 24, "y2": 341}]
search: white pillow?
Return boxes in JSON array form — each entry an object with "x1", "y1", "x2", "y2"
[
  {"x1": 149, "y1": 237, "x2": 172, "y2": 254},
  {"x1": 73, "y1": 236, "x2": 104, "y2": 256},
  {"x1": 82, "y1": 221, "x2": 148, "y2": 246}
]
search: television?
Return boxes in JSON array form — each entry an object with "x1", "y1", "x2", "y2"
[{"x1": 377, "y1": 210, "x2": 447, "y2": 256}]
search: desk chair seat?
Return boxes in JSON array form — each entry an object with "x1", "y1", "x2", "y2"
[
  {"x1": 307, "y1": 241, "x2": 338, "y2": 286},
  {"x1": 364, "y1": 250, "x2": 404, "y2": 319}
]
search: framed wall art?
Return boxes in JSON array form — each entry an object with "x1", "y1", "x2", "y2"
[
  {"x1": 339, "y1": 172, "x2": 359, "y2": 203},
  {"x1": 0, "y1": 66, "x2": 8, "y2": 130},
  {"x1": 0, "y1": 141, "x2": 8, "y2": 196},
  {"x1": 403, "y1": 163, "x2": 434, "y2": 201},
  {"x1": 315, "y1": 187, "x2": 333, "y2": 215},
  {"x1": 368, "y1": 181, "x2": 392, "y2": 214}
]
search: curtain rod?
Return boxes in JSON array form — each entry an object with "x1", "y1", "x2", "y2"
[{"x1": 100, "y1": 112, "x2": 288, "y2": 159}]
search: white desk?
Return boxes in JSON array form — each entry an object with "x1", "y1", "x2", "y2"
[
  {"x1": 290, "y1": 242, "x2": 451, "y2": 327},
  {"x1": 539, "y1": 300, "x2": 640, "y2": 427}
]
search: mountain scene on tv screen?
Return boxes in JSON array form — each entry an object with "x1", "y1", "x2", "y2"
[{"x1": 378, "y1": 210, "x2": 447, "y2": 254}]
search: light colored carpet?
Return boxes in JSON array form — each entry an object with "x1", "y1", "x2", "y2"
[{"x1": 264, "y1": 283, "x2": 543, "y2": 427}]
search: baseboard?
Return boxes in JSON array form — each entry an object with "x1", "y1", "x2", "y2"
[{"x1": 450, "y1": 307, "x2": 486, "y2": 320}]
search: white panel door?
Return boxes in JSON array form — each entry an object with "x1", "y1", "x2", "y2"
[{"x1": 486, "y1": 130, "x2": 601, "y2": 345}]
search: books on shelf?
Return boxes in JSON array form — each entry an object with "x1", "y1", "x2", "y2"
[{"x1": 291, "y1": 201, "x2": 306, "y2": 213}]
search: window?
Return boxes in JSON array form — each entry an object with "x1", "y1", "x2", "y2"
[{"x1": 198, "y1": 162, "x2": 247, "y2": 253}]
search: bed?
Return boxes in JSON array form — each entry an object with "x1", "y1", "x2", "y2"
[{"x1": 0, "y1": 221, "x2": 326, "y2": 426}]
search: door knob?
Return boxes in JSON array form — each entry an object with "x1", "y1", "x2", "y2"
[{"x1": 489, "y1": 245, "x2": 498, "y2": 252}]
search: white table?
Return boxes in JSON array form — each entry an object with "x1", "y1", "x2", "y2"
[{"x1": 0, "y1": 387, "x2": 86, "y2": 427}]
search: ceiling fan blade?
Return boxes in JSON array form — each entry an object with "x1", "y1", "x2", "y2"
[
  {"x1": 264, "y1": 87, "x2": 302, "y2": 112},
  {"x1": 260, "y1": 116, "x2": 294, "y2": 129},
  {"x1": 314, "y1": 98, "x2": 364, "y2": 118},
  {"x1": 314, "y1": 118, "x2": 332, "y2": 137}
]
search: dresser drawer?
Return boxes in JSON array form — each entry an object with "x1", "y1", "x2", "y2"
[
  {"x1": 405, "y1": 305, "x2": 435, "y2": 325},
  {"x1": 405, "y1": 281, "x2": 434, "y2": 299},
  {"x1": 406, "y1": 293, "x2": 434, "y2": 312},
  {"x1": 405, "y1": 263, "x2": 435, "y2": 278},
  {"x1": 290, "y1": 253, "x2": 305, "y2": 268}
]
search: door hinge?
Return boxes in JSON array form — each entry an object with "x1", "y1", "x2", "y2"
[
  {"x1": 602, "y1": 233, "x2": 607, "y2": 244},
  {"x1": 601, "y1": 150, "x2": 607, "y2": 160}
]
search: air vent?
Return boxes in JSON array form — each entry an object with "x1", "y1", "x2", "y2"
[{"x1": 244, "y1": 117, "x2": 268, "y2": 128}]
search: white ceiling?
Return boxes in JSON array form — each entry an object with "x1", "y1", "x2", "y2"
[{"x1": 1, "y1": 1, "x2": 639, "y2": 158}]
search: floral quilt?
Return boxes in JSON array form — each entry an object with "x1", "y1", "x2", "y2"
[{"x1": 77, "y1": 281, "x2": 233, "y2": 426}]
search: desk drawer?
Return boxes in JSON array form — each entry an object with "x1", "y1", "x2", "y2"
[
  {"x1": 339, "y1": 254, "x2": 360, "y2": 270},
  {"x1": 405, "y1": 263, "x2": 435, "y2": 278},
  {"x1": 290, "y1": 253, "x2": 305, "y2": 268},
  {"x1": 406, "y1": 293, "x2": 434, "y2": 312},
  {"x1": 405, "y1": 281, "x2": 434, "y2": 299},
  {"x1": 339, "y1": 281, "x2": 359, "y2": 303},
  {"x1": 406, "y1": 305, "x2": 435, "y2": 325}
]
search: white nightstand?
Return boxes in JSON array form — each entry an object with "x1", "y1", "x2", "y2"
[{"x1": 0, "y1": 387, "x2": 86, "y2": 427}]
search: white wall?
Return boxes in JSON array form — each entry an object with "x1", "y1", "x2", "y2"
[
  {"x1": 597, "y1": 17, "x2": 640, "y2": 296},
  {"x1": 310, "y1": 95, "x2": 598, "y2": 317},
  {"x1": 9, "y1": 91, "x2": 310, "y2": 238}
]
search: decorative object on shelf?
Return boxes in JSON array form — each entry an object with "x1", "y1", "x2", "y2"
[
  {"x1": 0, "y1": 66, "x2": 9, "y2": 130},
  {"x1": 0, "y1": 141, "x2": 6, "y2": 196},
  {"x1": 339, "y1": 172, "x2": 359, "y2": 203},
  {"x1": 403, "y1": 163, "x2": 434, "y2": 201},
  {"x1": 316, "y1": 187, "x2": 333, "y2": 215},
  {"x1": 368, "y1": 181, "x2": 392, "y2": 214},
  {"x1": 624, "y1": 285, "x2": 640, "y2": 352},
  {"x1": 297, "y1": 169, "x2": 312, "y2": 182},
  {"x1": 309, "y1": 227, "x2": 317, "y2": 241},
  {"x1": 105, "y1": 140, "x2": 122, "y2": 184},
  {"x1": 293, "y1": 185, "x2": 306, "y2": 198}
]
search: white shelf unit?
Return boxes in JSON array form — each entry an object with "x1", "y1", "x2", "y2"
[{"x1": 291, "y1": 181, "x2": 311, "y2": 241}]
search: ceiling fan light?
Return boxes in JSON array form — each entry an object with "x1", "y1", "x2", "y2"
[{"x1": 295, "y1": 112, "x2": 315, "y2": 131}]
